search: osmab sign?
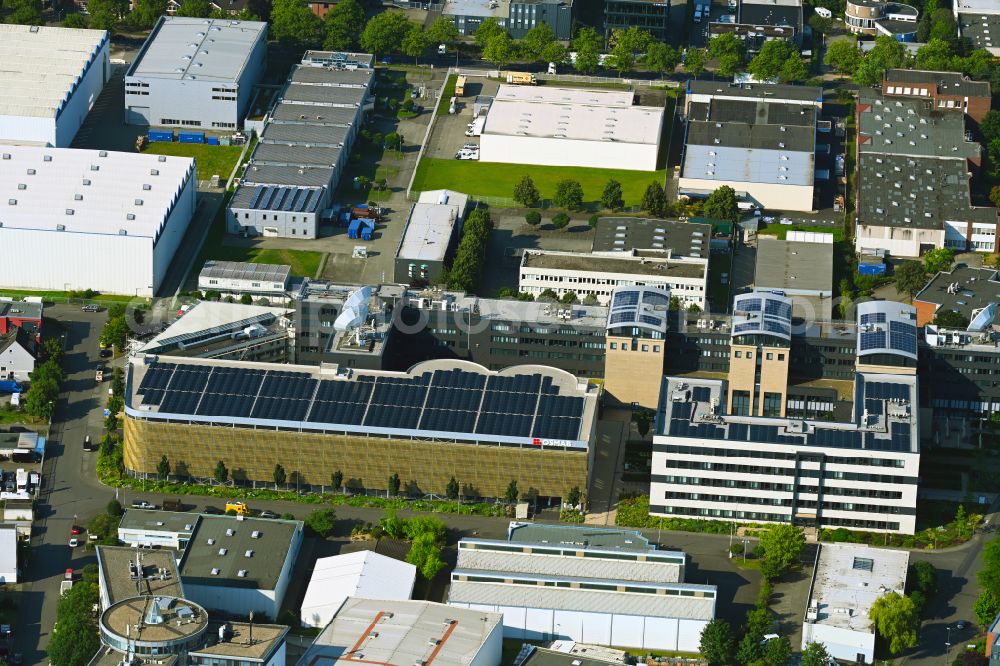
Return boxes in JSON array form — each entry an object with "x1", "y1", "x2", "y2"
[{"x1": 531, "y1": 438, "x2": 573, "y2": 447}]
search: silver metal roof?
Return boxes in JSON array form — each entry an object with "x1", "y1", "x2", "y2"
[
  {"x1": 127, "y1": 17, "x2": 266, "y2": 82},
  {"x1": 856, "y1": 300, "x2": 918, "y2": 360},
  {"x1": 199, "y1": 260, "x2": 291, "y2": 284},
  {"x1": 731, "y1": 291, "x2": 793, "y2": 341},
  {"x1": 606, "y1": 286, "x2": 670, "y2": 333}
]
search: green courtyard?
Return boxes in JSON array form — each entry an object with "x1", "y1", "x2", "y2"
[
  {"x1": 411, "y1": 158, "x2": 667, "y2": 208},
  {"x1": 142, "y1": 142, "x2": 244, "y2": 181}
]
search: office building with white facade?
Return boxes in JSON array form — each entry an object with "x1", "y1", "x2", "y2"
[
  {"x1": 519, "y1": 249, "x2": 708, "y2": 308},
  {"x1": 0, "y1": 24, "x2": 110, "y2": 147},
  {"x1": 448, "y1": 523, "x2": 716, "y2": 652},
  {"x1": 479, "y1": 85, "x2": 665, "y2": 171},
  {"x1": 0, "y1": 145, "x2": 196, "y2": 296},
  {"x1": 125, "y1": 17, "x2": 267, "y2": 129},
  {"x1": 228, "y1": 53, "x2": 373, "y2": 239},
  {"x1": 649, "y1": 298, "x2": 921, "y2": 534},
  {"x1": 678, "y1": 81, "x2": 822, "y2": 211},
  {"x1": 801, "y1": 544, "x2": 909, "y2": 663}
]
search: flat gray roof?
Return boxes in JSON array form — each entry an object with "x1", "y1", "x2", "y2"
[
  {"x1": 519, "y1": 646, "x2": 627, "y2": 666},
  {"x1": 289, "y1": 65, "x2": 373, "y2": 87},
  {"x1": 178, "y1": 515, "x2": 301, "y2": 591},
  {"x1": 261, "y1": 122, "x2": 348, "y2": 146},
  {"x1": 444, "y1": 0, "x2": 509, "y2": 17},
  {"x1": 592, "y1": 217, "x2": 714, "y2": 257},
  {"x1": 127, "y1": 17, "x2": 266, "y2": 82},
  {"x1": 806, "y1": 544, "x2": 908, "y2": 633},
  {"x1": 270, "y1": 104, "x2": 360, "y2": 126},
  {"x1": 241, "y1": 163, "x2": 335, "y2": 188},
  {"x1": 884, "y1": 68, "x2": 991, "y2": 98},
  {"x1": 508, "y1": 523, "x2": 654, "y2": 552},
  {"x1": 858, "y1": 92, "x2": 980, "y2": 160},
  {"x1": 189, "y1": 622, "x2": 289, "y2": 661},
  {"x1": 523, "y1": 250, "x2": 706, "y2": 279},
  {"x1": 199, "y1": 260, "x2": 291, "y2": 284},
  {"x1": 755, "y1": 238, "x2": 833, "y2": 294},
  {"x1": 687, "y1": 80, "x2": 823, "y2": 103},
  {"x1": 252, "y1": 142, "x2": 342, "y2": 167},
  {"x1": 119, "y1": 508, "x2": 199, "y2": 536},
  {"x1": 97, "y1": 545, "x2": 183, "y2": 605},
  {"x1": 914, "y1": 265, "x2": 1000, "y2": 320},
  {"x1": 281, "y1": 83, "x2": 367, "y2": 106},
  {"x1": 397, "y1": 203, "x2": 460, "y2": 263}
]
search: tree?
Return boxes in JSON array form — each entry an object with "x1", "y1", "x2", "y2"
[
  {"x1": 273, "y1": 463, "x2": 286, "y2": 487},
  {"x1": 213, "y1": 460, "x2": 228, "y2": 484},
  {"x1": 854, "y1": 36, "x2": 907, "y2": 86},
  {"x1": 911, "y1": 560, "x2": 937, "y2": 596},
  {"x1": 645, "y1": 41, "x2": 680, "y2": 77},
  {"x1": 482, "y1": 32, "x2": 515, "y2": 68},
  {"x1": 4, "y1": 0, "x2": 44, "y2": 25},
  {"x1": 642, "y1": 181, "x2": 668, "y2": 217},
  {"x1": 982, "y1": 533, "x2": 1000, "y2": 592},
  {"x1": 567, "y1": 486, "x2": 581, "y2": 507},
  {"x1": 322, "y1": 0, "x2": 364, "y2": 51},
  {"x1": 759, "y1": 523, "x2": 805, "y2": 578},
  {"x1": 514, "y1": 175, "x2": 541, "y2": 207},
  {"x1": 388, "y1": 472, "x2": 401, "y2": 496},
  {"x1": 808, "y1": 13, "x2": 832, "y2": 34},
  {"x1": 85, "y1": 0, "x2": 128, "y2": 31},
  {"x1": 750, "y1": 40, "x2": 807, "y2": 82},
  {"x1": 923, "y1": 247, "x2": 955, "y2": 274},
  {"x1": 801, "y1": 641, "x2": 832, "y2": 666},
  {"x1": 685, "y1": 48, "x2": 708, "y2": 78},
  {"x1": 505, "y1": 479, "x2": 519, "y2": 504},
  {"x1": 541, "y1": 41, "x2": 568, "y2": 66},
  {"x1": 709, "y1": 33, "x2": 746, "y2": 77},
  {"x1": 634, "y1": 407, "x2": 654, "y2": 438},
  {"x1": 270, "y1": 0, "x2": 321, "y2": 47},
  {"x1": 446, "y1": 476, "x2": 459, "y2": 500},
  {"x1": 520, "y1": 22, "x2": 555, "y2": 61},
  {"x1": 976, "y1": 589, "x2": 1000, "y2": 626},
  {"x1": 824, "y1": 39, "x2": 860, "y2": 77},
  {"x1": 473, "y1": 16, "x2": 505, "y2": 49},
  {"x1": 990, "y1": 185, "x2": 1000, "y2": 208},
  {"x1": 406, "y1": 531, "x2": 446, "y2": 579},
  {"x1": 401, "y1": 22, "x2": 429, "y2": 64},
  {"x1": 704, "y1": 185, "x2": 740, "y2": 223},
  {"x1": 305, "y1": 508, "x2": 337, "y2": 537},
  {"x1": 157, "y1": 455, "x2": 170, "y2": 480},
  {"x1": 446, "y1": 207, "x2": 493, "y2": 292},
  {"x1": 537, "y1": 288, "x2": 560, "y2": 301},
  {"x1": 982, "y1": 110, "x2": 1000, "y2": 144},
  {"x1": 554, "y1": 179, "x2": 584, "y2": 210},
  {"x1": 331, "y1": 469, "x2": 343, "y2": 490},
  {"x1": 360, "y1": 11, "x2": 410, "y2": 55},
  {"x1": 559, "y1": 290, "x2": 577, "y2": 303},
  {"x1": 62, "y1": 12, "x2": 89, "y2": 27},
  {"x1": 916, "y1": 38, "x2": 954, "y2": 71},
  {"x1": 572, "y1": 27, "x2": 602, "y2": 74},
  {"x1": 128, "y1": 0, "x2": 166, "y2": 28},
  {"x1": 736, "y1": 633, "x2": 763, "y2": 666},
  {"x1": 763, "y1": 636, "x2": 792, "y2": 666},
  {"x1": 48, "y1": 582, "x2": 101, "y2": 666},
  {"x1": 929, "y1": 8, "x2": 958, "y2": 44},
  {"x1": 551, "y1": 213, "x2": 571, "y2": 229},
  {"x1": 601, "y1": 179, "x2": 624, "y2": 211},
  {"x1": 100, "y1": 315, "x2": 129, "y2": 351},
  {"x1": 107, "y1": 499, "x2": 123, "y2": 516},
  {"x1": 895, "y1": 261, "x2": 928, "y2": 299},
  {"x1": 525, "y1": 211, "x2": 542, "y2": 225},
  {"x1": 176, "y1": 0, "x2": 211, "y2": 16},
  {"x1": 699, "y1": 619, "x2": 737, "y2": 666},
  {"x1": 934, "y1": 309, "x2": 970, "y2": 328},
  {"x1": 426, "y1": 16, "x2": 460, "y2": 50},
  {"x1": 607, "y1": 26, "x2": 651, "y2": 75},
  {"x1": 869, "y1": 591, "x2": 919, "y2": 654}
]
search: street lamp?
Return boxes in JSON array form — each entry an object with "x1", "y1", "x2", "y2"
[{"x1": 946, "y1": 626, "x2": 952, "y2": 648}]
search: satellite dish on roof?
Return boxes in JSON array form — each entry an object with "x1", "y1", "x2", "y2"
[
  {"x1": 334, "y1": 285, "x2": 374, "y2": 331},
  {"x1": 968, "y1": 302, "x2": 997, "y2": 332}
]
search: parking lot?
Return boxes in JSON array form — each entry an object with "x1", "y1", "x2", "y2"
[{"x1": 424, "y1": 76, "x2": 500, "y2": 161}]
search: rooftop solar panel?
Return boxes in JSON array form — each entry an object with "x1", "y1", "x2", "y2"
[{"x1": 612, "y1": 290, "x2": 640, "y2": 308}]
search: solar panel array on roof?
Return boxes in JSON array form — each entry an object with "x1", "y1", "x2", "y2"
[
  {"x1": 136, "y1": 361, "x2": 587, "y2": 443},
  {"x1": 606, "y1": 287, "x2": 669, "y2": 332},
  {"x1": 864, "y1": 381, "x2": 910, "y2": 401},
  {"x1": 888, "y1": 320, "x2": 917, "y2": 355},
  {"x1": 859, "y1": 330, "x2": 886, "y2": 352},
  {"x1": 859, "y1": 312, "x2": 886, "y2": 326}
]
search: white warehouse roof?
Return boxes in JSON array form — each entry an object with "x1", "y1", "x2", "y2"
[
  {"x1": 128, "y1": 17, "x2": 267, "y2": 82},
  {"x1": 397, "y1": 202, "x2": 461, "y2": 263},
  {"x1": 300, "y1": 551, "x2": 416, "y2": 629},
  {"x1": 0, "y1": 24, "x2": 108, "y2": 119},
  {"x1": 0, "y1": 145, "x2": 195, "y2": 239},
  {"x1": 484, "y1": 85, "x2": 663, "y2": 145}
]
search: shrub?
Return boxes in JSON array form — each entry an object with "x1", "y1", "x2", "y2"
[
  {"x1": 525, "y1": 211, "x2": 541, "y2": 226},
  {"x1": 551, "y1": 213, "x2": 570, "y2": 229}
]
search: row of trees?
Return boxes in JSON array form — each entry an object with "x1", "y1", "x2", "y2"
[
  {"x1": 23, "y1": 336, "x2": 65, "y2": 421},
  {"x1": 706, "y1": 33, "x2": 809, "y2": 83},
  {"x1": 378, "y1": 512, "x2": 448, "y2": 580},
  {"x1": 446, "y1": 207, "x2": 493, "y2": 293},
  {"x1": 47, "y1": 564, "x2": 101, "y2": 666}
]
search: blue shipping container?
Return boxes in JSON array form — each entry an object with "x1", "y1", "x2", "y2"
[
  {"x1": 858, "y1": 262, "x2": 886, "y2": 276},
  {"x1": 207, "y1": 136, "x2": 220, "y2": 146},
  {"x1": 0, "y1": 381, "x2": 22, "y2": 394},
  {"x1": 348, "y1": 218, "x2": 362, "y2": 239},
  {"x1": 178, "y1": 132, "x2": 205, "y2": 144},
  {"x1": 148, "y1": 130, "x2": 174, "y2": 143}
]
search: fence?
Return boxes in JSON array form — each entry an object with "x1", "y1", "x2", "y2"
[{"x1": 404, "y1": 68, "x2": 451, "y2": 199}]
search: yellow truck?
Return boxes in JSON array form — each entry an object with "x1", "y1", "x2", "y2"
[
  {"x1": 505, "y1": 72, "x2": 537, "y2": 85},
  {"x1": 455, "y1": 75, "x2": 467, "y2": 96},
  {"x1": 225, "y1": 501, "x2": 249, "y2": 515}
]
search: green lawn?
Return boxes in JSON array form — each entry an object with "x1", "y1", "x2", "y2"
[
  {"x1": 411, "y1": 158, "x2": 667, "y2": 207},
  {"x1": 143, "y1": 143, "x2": 244, "y2": 181},
  {"x1": 436, "y1": 74, "x2": 457, "y2": 116},
  {"x1": 0, "y1": 289, "x2": 136, "y2": 303}
]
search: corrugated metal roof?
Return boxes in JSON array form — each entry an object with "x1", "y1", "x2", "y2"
[
  {"x1": 456, "y1": 547, "x2": 682, "y2": 584},
  {"x1": 261, "y1": 122, "x2": 347, "y2": 146},
  {"x1": 126, "y1": 17, "x2": 266, "y2": 82}
]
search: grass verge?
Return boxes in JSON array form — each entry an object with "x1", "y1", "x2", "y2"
[
  {"x1": 143, "y1": 142, "x2": 244, "y2": 181},
  {"x1": 0, "y1": 289, "x2": 136, "y2": 303},
  {"x1": 412, "y1": 158, "x2": 666, "y2": 208},
  {"x1": 436, "y1": 74, "x2": 457, "y2": 116}
]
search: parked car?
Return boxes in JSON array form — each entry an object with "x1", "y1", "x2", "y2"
[
  {"x1": 131, "y1": 500, "x2": 156, "y2": 510},
  {"x1": 68, "y1": 538, "x2": 79, "y2": 548},
  {"x1": 81, "y1": 304, "x2": 103, "y2": 312},
  {"x1": 83, "y1": 435, "x2": 94, "y2": 452},
  {"x1": 202, "y1": 506, "x2": 224, "y2": 515},
  {"x1": 70, "y1": 526, "x2": 83, "y2": 535},
  {"x1": 99, "y1": 348, "x2": 112, "y2": 359},
  {"x1": 462, "y1": 143, "x2": 478, "y2": 150},
  {"x1": 95, "y1": 367, "x2": 104, "y2": 382},
  {"x1": 259, "y1": 510, "x2": 278, "y2": 519}
]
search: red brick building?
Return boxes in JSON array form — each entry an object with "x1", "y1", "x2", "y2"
[{"x1": 0, "y1": 301, "x2": 42, "y2": 339}]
